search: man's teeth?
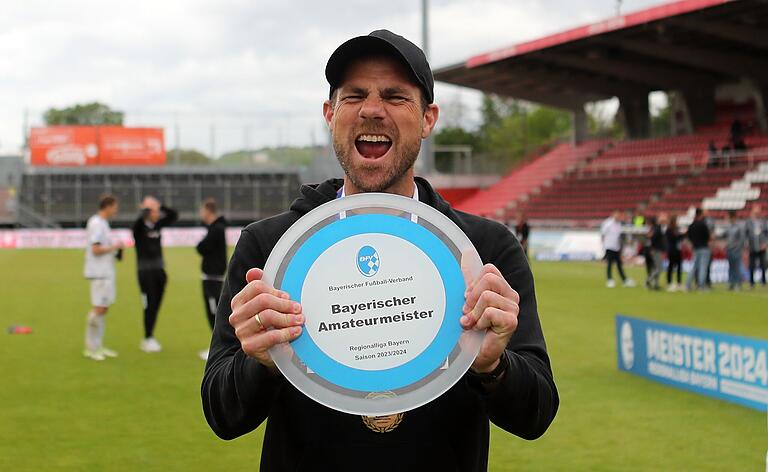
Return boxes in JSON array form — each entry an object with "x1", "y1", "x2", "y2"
[{"x1": 357, "y1": 134, "x2": 391, "y2": 143}]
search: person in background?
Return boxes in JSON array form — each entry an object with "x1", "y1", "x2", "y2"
[
  {"x1": 601, "y1": 210, "x2": 635, "y2": 288},
  {"x1": 724, "y1": 210, "x2": 746, "y2": 291},
  {"x1": 703, "y1": 208, "x2": 715, "y2": 288},
  {"x1": 646, "y1": 213, "x2": 666, "y2": 291},
  {"x1": 196, "y1": 198, "x2": 228, "y2": 360},
  {"x1": 685, "y1": 208, "x2": 711, "y2": 292},
  {"x1": 731, "y1": 118, "x2": 746, "y2": 152},
  {"x1": 707, "y1": 140, "x2": 719, "y2": 168},
  {"x1": 632, "y1": 212, "x2": 645, "y2": 229},
  {"x1": 665, "y1": 214, "x2": 684, "y2": 292},
  {"x1": 745, "y1": 204, "x2": 767, "y2": 288},
  {"x1": 83, "y1": 194, "x2": 123, "y2": 361},
  {"x1": 132, "y1": 196, "x2": 178, "y2": 353},
  {"x1": 640, "y1": 221, "x2": 653, "y2": 287},
  {"x1": 514, "y1": 210, "x2": 530, "y2": 258},
  {"x1": 720, "y1": 143, "x2": 732, "y2": 168}
]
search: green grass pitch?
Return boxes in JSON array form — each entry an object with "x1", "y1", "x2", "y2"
[{"x1": 0, "y1": 248, "x2": 765, "y2": 471}]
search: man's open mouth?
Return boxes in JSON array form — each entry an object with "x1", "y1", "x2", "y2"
[{"x1": 354, "y1": 134, "x2": 392, "y2": 159}]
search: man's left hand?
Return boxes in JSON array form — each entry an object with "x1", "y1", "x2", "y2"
[{"x1": 461, "y1": 264, "x2": 520, "y2": 373}]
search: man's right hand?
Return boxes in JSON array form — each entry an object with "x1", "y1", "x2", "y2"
[{"x1": 229, "y1": 268, "x2": 304, "y2": 372}]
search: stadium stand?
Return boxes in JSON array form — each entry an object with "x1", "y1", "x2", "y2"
[
  {"x1": 434, "y1": 187, "x2": 480, "y2": 207},
  {"x1": 19, "y1": 166, "x2": 300, "y2": 227},
  {"x1": 519, "y1": 171, "x2": 682, "y2": 224},
  {"x1": 455, "y1": 140, "x2": 609, "y2": 217},
  {"x1": 452, "y1": 126, "x2": 768, "y2": 227},
  {"x1": 702, "y1": 158, "x2": 768, "y2": 218},
  {"x1": 649, "y1": 138, "x2": 768, "y2": 218},
  {"x1": 436, "y1": 0, "x2": 768, "y2": 226}
]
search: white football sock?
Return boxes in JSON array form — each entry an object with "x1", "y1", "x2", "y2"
[
  {"x1": 96, "y1": 314, "x2": 105, "y2": 350},
  {"x1": 86, "y1": 311, "x2": 99, "y2": 351}
]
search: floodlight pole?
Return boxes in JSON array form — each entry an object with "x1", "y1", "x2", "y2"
[
  {"x1": 422, "y1": 0, "x2": 429, "y2": 62},
  {"x1": 420, "y1": 0, "x2": 435, "y2": 175}
]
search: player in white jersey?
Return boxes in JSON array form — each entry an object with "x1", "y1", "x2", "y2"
[{"x1": 83, "y1": 194, "x2": 123, "y2": 361}]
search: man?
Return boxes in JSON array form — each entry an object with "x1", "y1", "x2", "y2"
[
  {"x1": 83, "y1": 194, "x2": 123, "y2": 361},
  {"x1": 600, "y1": 210, "x2": 634, "y2": 288},
  {"x1": 196, "y1": 198, "x2": 228, "y2": 360},
  {"x1": 132, "y1": 196, "x2": 178, "y2": 352},
  {"x1": 514, "y1": 210, "x2": 530, "y2": 258},
  {"x1": 645, "y1": 214, "x2": 666, "y2": 290},
  {"x1": 202, "y1": 30, "x2": 558, "y2": 471},
  {"x1": 745, "y1": 204, "x2": 767, "y2": 288},
  {"x1": 685, "y1": 208, "x2": 711, "y2": 292},
  {"x1": 707, "y1": 140, "x2": 719, "y2": 168},
  {"x1": 724, "y1": 210, "x2": 746, "y2": 290},
  {"x1": 703, "y1": 208, "x2": 715, "y2": 287}
]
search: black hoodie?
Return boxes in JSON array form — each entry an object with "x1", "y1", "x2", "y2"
[
  {"x1": 201, "y1": 178, "x2": 558, "y2": 472},
  {"x1": 132, "y1": 205, "x2": 178, "y2": 271},
  {"x1": 196, "y1": 215, "x2": 228, "y2": 277}
]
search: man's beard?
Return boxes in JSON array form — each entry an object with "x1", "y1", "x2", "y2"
[{"x1": 332, "y1": 125, "x2": 421, "y2": 193}]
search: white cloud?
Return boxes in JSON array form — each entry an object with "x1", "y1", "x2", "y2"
[{"x1": 0, "y1": 0, "x2": 666, "y2": 155}]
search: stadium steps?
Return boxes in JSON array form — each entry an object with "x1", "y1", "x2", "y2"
[
  {"x1": 15, "y1": 202, "x2": 60, "y2": 229},
  {"x1": 456, "y1": 127, "x2": 768, "y2": 226},
  {"x1": 648, "y1": 145, "x2": 768, "y2": 219},
  {"x1": 515, "y1": 133, "x2": 721, "y2": 226},
  {"x1": 454, "y1": 140, "x2": 610, "y2": 218},
  {"x1": 702, "y1": 152, "x2": 768, "y2": 219}
]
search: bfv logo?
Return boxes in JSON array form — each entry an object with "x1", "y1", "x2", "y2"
[{"x1": 356, "y1": 245, "x2": 380, "y2": 277}]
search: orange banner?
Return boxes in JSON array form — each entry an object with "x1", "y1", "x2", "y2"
[
  {"x1": 97, "y1": 127, "x2": 165, "y2": 166},
  {"x1": 28, "y1": 126, "x2": 165, "y2": 166},
  {"x1": 29, "y1": 127, "x2": 99, "y2": 166}
]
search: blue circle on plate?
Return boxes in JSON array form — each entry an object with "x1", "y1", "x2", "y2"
[
  {"x1": 356, "y1": 245, "x2": 380, "y2": 277},
  {"x1": 281, "y1": 213, "x2": 465, "y2": 392}
]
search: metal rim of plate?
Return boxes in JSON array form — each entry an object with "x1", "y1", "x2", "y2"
[{"x1": 263, "y1": 192, "x2": 483, "y2": 416}]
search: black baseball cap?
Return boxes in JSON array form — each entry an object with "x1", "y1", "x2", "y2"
[{"x1": 325, "y1": 29, "x2": 434, "y2": 104}]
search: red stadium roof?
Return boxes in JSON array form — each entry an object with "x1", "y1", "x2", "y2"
[
  {"x1": 434, "y1": 0, "x2": 768, "y2": 110},
  {"x1": 465, "y1": 0, "x2": 731, "y2": 68}
]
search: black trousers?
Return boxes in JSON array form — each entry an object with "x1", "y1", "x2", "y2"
[
  {"x1": 202, "y1": 279, "x2": 223, "y2": 330},
  {"x1": 667, "y1": 252, "x2": 682, "y2": 284},
  {"x1": 749, "y1": 250, "x2": 767, "y2": 286},
  {"x1": 138, "y1": 269, "x2": 167, "y2": 339},
  {"x1": 605, "y1": 249, "x2": 626, "y2": 281}
]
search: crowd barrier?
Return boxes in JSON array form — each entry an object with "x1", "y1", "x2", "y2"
[
  {"x1": 616, "y1": 315, "x2": 767, "y2": 412},
  {"x1": 0, "y1": 227, "x2": 243, "y2": 249}
]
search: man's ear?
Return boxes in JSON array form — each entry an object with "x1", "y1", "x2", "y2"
[
  {"x1": 323, "y1": 100, "x2": 334, "y2": 131},
  {"x1": 421, "y1": 103, "x2": 439, "y2": 139}
]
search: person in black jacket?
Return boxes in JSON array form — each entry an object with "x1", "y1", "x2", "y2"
[
  {"x1": 201, "y1": 30, "x2": 558, "y2": 472},
  {"x1": 665, "y1": 214, "x2": 684, "y2": 291},
  {"x1": 645, "y1": 214, "x2": 666, "y2": 290},
  {"x1": 132, "y1": 196, "x2": 178, "y2": 353},
  {"x1": 196, "y1": 198, "x2": 228, "y2": 360},
  {"x1": 685, "y1": 208, "x2": 711, "y2": 292}
]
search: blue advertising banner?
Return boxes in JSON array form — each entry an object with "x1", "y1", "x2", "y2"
[{"x1": 616, "y1": 315, "x2": 768, "y2": 411}]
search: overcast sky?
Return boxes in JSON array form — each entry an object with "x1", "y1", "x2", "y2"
[{"x1": 0, "y1": 0, "x2": 666, "y2": 156}]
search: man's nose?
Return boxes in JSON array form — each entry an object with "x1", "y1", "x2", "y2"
[{"x1": 358, "y1": 96, "x2": 385, "y2": 120}]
